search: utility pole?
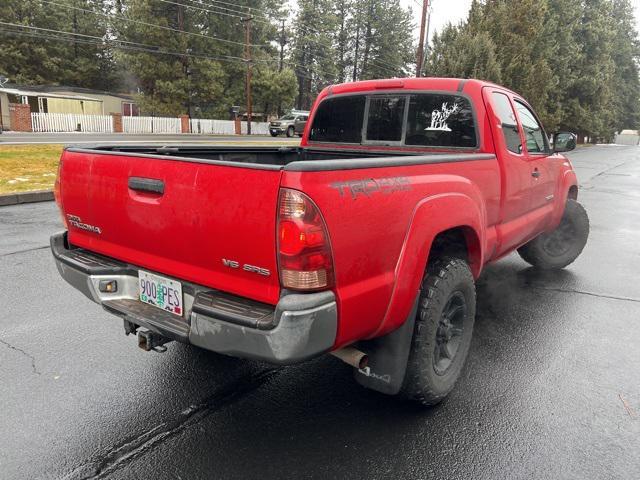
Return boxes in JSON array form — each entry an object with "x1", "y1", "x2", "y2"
[
  {"x1": 177, "y1": 5, "x2": 191, "y2": 118},
  {"x1": 279, "y1": 19, "x2": 286, "y2": 72},
  {"x1": 421, "y1": 10, "x2": 432, "y2": 75},
  {"x1": 242, "y1": 16, "x2": 253, "y2": 135},
  {"x1": 415, "y1": 0, "x2": 430, "y2": 77}
]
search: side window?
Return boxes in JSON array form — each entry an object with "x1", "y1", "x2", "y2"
[
  {"x1": 491, "y1": 92, "x2": 522, "y2": 154},
  {"x1": 405, "y1": 94, "x2": 477, "y2": 148},
  {"x1": 514, "y1": 100, "x2": 548, "y2": 153},
  {"x1": 365, "y1": 96, "x2": 405, "y2": 142},
  {"x1": 309, "y1": 95, "x2": 366, "y2": 143}
]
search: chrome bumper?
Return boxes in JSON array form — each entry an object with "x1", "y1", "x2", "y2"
[{"x1": 50, "y1": 232, "x2": 337, "y2": 364}]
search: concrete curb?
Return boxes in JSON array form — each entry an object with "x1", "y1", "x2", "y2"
[{"x1": 0, "y1": 190, "x2": 54, "y2": 207}]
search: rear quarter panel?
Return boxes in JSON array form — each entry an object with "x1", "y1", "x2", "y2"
[{"x1": 282, "y1": 159, "x2": 501, "y2": 347}]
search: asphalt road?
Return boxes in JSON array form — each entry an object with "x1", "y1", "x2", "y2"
[
  {"x1": 0, "y1": 132, "x2": 294, "y2": 145},
  {"x1": 1, "y1": 145, "x2": 639, "y2": 479}
]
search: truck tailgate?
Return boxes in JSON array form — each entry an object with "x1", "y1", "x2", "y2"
[{"x1": 58, "y1": 149, "x2": 282, "y2": 305}]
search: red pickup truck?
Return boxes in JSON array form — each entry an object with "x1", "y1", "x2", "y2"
[{"x1": 51, "y1": 78, "x2": 589, "y2": 405}]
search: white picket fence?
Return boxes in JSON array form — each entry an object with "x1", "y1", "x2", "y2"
[
  {"x1": 189, "y1": 118, "x2": 236, "y2": 135},
  {"x1": 29, "y1": 112, "x2": 271, "y2": 135},
  {"x1": 31, "y1": 113, "x2": 113, "y2": 133},
  {"x1": 123, "y1": 116, "x2": 181, "y2": 134},
  {"x1": 241, "y1": 121, "x2": 270, "y2": 135}
]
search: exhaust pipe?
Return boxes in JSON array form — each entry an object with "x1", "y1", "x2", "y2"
[
  {"x1": 137, "y1": 329, "x2": 171, "y2": 353},
  {"x1": 331, "y1": 346, "x2": 368, "y2": 369}
]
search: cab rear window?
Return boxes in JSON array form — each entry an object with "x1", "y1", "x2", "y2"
[
  {"x1": 309, "y1": 95, "x2": 366, "y2": 143},
  {"x1": 308, "y1": 93, "x2": 477, "y2": 148}
]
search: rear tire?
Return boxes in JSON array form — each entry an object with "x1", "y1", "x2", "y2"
[
  {"x1": 286, "y1": 126, "x2": 294, "y2": 137},
  {"x1": 517, "y1": 199, "x2": 589, "y2": 269},
  {"x1": 400, "y1": 257, "x2": 476, "y2": 406}
]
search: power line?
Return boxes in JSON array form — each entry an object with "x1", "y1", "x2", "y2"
[
  {"x1": 158, "y1": 0, "x2": 274, "y2": 27},
  {"x1": 0, "y1": 21, "x2": 249, "y2": 63},
  {"x1": 0, "y1": 25, "x2": 247, "y2": 64},
  {"x1": 194, "y1": 0, "x2": 278, "y2": 18},
  {"x1": 0, "y1": 23, "x2": 327, "y2": 82},
  {"x1": 160, "y1": 0, "x2": 404, "y2": 77},
  {"x1": 187, "y1": 0, "x2": 405, "y2": 74},
  {"x1": 40, "y1": 0, "x2": 269, "y2": 49}
]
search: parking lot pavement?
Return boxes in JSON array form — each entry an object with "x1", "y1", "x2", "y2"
[{"x1": 1, "y1": 145, "x2": 639, "y2": 480}]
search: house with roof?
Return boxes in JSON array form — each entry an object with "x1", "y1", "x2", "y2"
[{"x1": 0, "y1": 84, "x2": 139, "y2": 131}]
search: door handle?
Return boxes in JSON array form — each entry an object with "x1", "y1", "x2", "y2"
[
  {"x1": 128, "y1": 177, "x2": 165, "y2": 194},
  {"x1": 531, "y1": 169, "x2": 540, "y2": 178}
]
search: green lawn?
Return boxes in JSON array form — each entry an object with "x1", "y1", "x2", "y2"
[{"x1": 0, "y1": 144, "x2": 63, "y2": 194}]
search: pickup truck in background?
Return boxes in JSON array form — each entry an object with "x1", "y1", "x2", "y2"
[
  {"x1": 269, "y1": 111, "x2": 310, "y2": 137},
  {"x1": 51, "y1": 78, "x2": 588, "y2": 405}
]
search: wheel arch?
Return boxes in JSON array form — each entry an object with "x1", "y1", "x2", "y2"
[{"x1": 370, "y1": 192, "x2": 486, "y2": 338}]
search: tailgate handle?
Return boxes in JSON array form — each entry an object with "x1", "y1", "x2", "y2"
[{"x1": 128, "y1": 177, "x2": 164, "y2": 195}]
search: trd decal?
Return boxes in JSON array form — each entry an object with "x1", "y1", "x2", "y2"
[{"x1": 330, "y1": 176, "x2": 411, "y2": 199}]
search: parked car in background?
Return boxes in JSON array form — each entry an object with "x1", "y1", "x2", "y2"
[
  {"x1": 294, "y1": 114, "x2": 308, "y2": 137},
  {"x1": 269, "y1": 110, "x2": 310, "y2": 137}
]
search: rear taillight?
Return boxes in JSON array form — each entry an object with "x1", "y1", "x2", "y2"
[
  {"x1": 277, "y1": 189, "x2": 334, "y2": 291},
  {"x1": 53, "y1": 156, "x2": 68, "y2": 229}
]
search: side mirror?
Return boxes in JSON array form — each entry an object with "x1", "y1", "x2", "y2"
[{"x1": 553, "y1": 132, "x2": 577, "y2": 153}]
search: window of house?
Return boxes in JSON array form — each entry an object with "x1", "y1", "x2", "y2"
[
  {"x1": 38, "y1": 97, "x2": 48, "y2": 113},
  {"x1": 26, "y1": 96, "x2": 38, "y2": 114},
  {"x1": 405, "y1": 94, "x2": 477, "y2": 148},
  {"x1": 514, "y1": 100, "x2": 548, "y2": 153},
  {"x1": 365, "y1": 96, "x2": 406, "y2": 143},
  {"x1": 491, "y1": 92, "x2": 522, "y2": 154},
  {"x1": 123, "y1": 102, "x2": 140, "y2": 117},
  {"x1": 308, "y1": 95, "x2": 366, "y2": 143}
]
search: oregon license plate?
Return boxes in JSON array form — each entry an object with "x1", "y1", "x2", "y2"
[{"x1": 138, "y1": 270, "x2": 183, "y2": 316}]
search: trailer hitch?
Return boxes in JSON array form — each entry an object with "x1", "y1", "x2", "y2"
[{"x1": 137, "y1": 328, "x2": 171, "y2": 353}]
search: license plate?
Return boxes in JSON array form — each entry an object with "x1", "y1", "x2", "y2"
[{"x1": 138, "y1": 270, "x2": 183, "y2": 316}]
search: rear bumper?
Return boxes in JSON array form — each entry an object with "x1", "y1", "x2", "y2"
[{"x1": 51, "y1": 232, "x2": 337, "y2": 364}]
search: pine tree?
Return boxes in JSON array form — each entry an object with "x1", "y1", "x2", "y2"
[
  {"x1": 0, "y1": 0, "x2": 120, "y2": 90},
  {"x1": 609, "y1": 0, "x2": 640, "y2": 132},
  {"x1": 425, "y1": 0, "x2": 640, "y2": 140}
]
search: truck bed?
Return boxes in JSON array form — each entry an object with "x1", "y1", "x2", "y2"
[{"x1": 66, "y1": 144, "x2": 494, "y2": 171}]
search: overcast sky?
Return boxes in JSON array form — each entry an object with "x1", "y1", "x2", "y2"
[{"x1": 400, "y1": 0, "x2": 640, "y2": 43}]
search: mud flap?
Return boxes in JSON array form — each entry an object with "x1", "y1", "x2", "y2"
[{"x1": 354, "y1": 290, "x2": 420, "y2": 395}]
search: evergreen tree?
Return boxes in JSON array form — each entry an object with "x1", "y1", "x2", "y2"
[
  {"x1": 609, "y1": 0, "x2": 640, "y2": 132},
  {"x1": 0, "y1": 0, "x2": 120, "y2": 90},
  {"x1": 291, "y1": 0, "x2": 338, "y2": 109},
  {"x1": 426, "y1": 0, "x2": 640, "y2": 139}
]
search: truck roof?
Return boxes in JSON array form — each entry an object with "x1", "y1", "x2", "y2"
[{"x1": 322, "y1": 77, "x2": 516, "y2": 98}]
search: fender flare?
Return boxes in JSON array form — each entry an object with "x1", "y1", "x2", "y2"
[
  {"x1": 550, "y1": 169, "x2": 579, "y2": 228},
  {"x1": 370, "y1": 191, "x2": 486, "y2": 338}
]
